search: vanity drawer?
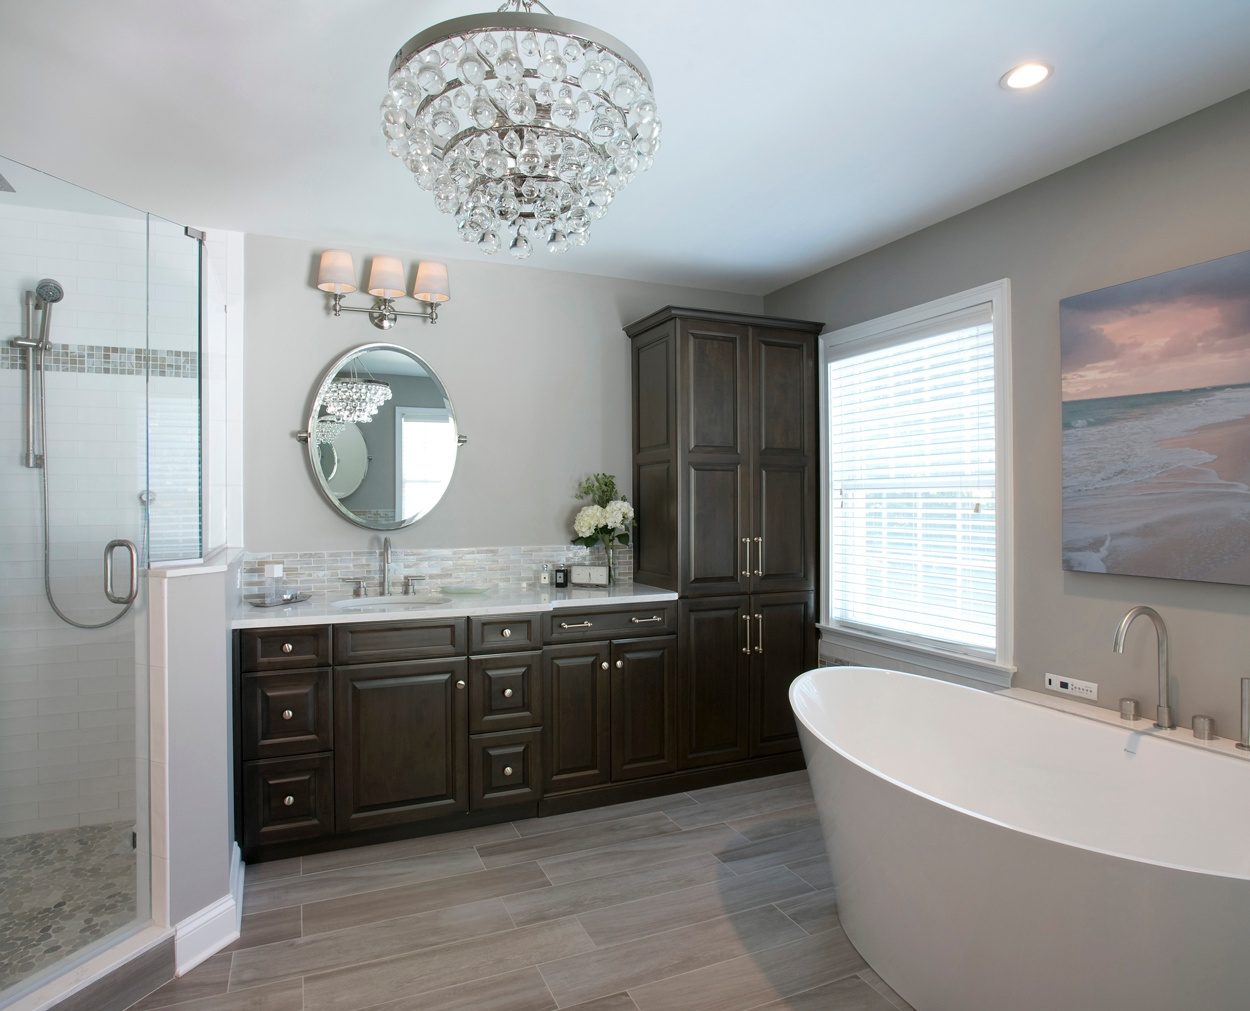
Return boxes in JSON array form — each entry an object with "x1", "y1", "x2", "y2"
[
  {"x1": 333, "y1": 618, "x2": 466, "y2": 665},
  {"x1": 469, "y1": 613, "x2": 543, "y2": 653},
  {"x1": 469, "y1": 729, "x2": 543, "y2": 809},
  {"x1": 243, "y1": 753, "x2": 334, "y2": 849},
  {"x1": 240, "y1": 626, "x2": 331, "y2": 673},
  {"x1": 544, "y1": 603, "x2": 676, "y2": 643},
  {"x1": 242, "y1": 670, "x2": 332, "y2": 760},
  {"x1": 469, "y1": 651, "x2": 542, "y2": 733}
]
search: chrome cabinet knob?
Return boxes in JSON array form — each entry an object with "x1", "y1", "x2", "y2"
[
  {"x1": 503, "y1": 688, "x2": 514, "y2": 698},
  {"x1": 281, "y1": 643, "x2": 294, "y2": 654},
  {"x1": 283, "y1": 795, "x2": 295, "y2": 807},
  {"x1": 503, "y1": 766, "x2": 514, "y2": 777},
  {"x1": 281, "y1": 709, "x2": 294, "y2": 721},
  {"x1": 501, "y1": 628, "x2": 512, "y2": 639},
  {"x1": 456, "y1": 680, "x2": 466, "y2": 690},
  {"x1": 615, "y1": 660, "x2": 624, "y2": 669},
  {"x1": 600, "y1": 661, "x2": 609, "y2": 670}
]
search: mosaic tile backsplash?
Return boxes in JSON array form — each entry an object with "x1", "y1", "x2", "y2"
[
  {"x1": 0, "y1": 341, "x2": 198, "y2": 378},
  {"x1": 241, "y1": 543, "x2": 635, "y2": 597}
]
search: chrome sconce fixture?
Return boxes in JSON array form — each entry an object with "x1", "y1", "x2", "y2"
[{"x1": 317, "y1": 250, "x2": 450, "y2": 328}]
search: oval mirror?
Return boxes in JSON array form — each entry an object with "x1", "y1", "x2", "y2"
[{"x1": 303, "y1": 343, "x2": 460, "y2": 529}]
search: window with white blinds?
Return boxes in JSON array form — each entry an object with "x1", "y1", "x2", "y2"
[{"x1": 822, "y1": 282, "x2": 1011, "y2": 668}]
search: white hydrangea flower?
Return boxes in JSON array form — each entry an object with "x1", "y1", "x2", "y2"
[
  {"x1": 603, "y1": 499, "x2": 634, "y2": 530},
  {"x1": 573, "y1": 504, "x2": 608, "y2": 538}
]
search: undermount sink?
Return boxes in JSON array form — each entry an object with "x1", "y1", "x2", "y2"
[{"x1": 332, "y1": 594, "x2": 453, "y2": 610}]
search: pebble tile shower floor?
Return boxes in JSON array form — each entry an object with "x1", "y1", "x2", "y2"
[
  {"x1": 0, "y1": 822, "x2": 136, "y2": 993},
  {"x1": 124, "y1": 771, "x2": 914, "y2": 1011}
]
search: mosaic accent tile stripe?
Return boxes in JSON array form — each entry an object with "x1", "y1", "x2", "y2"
[
  {"x1": 0, "y1": 342, "x2": 198, "y2": 378},
  {"x1": 242, "y1": 543, "x2": 635, "y2": 597}
]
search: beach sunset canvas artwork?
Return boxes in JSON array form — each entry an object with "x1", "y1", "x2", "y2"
[{"x1": 1061, "y1": 249, "x2": 1250, "y2": 585}]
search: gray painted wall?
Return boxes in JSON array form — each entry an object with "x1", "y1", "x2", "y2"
[
  {"x1": 765, "y1": 90, "x2": 1250, "y2": 733},
  {"x1": 244, "y1": 234, "x2": 763, "y2": 551}
]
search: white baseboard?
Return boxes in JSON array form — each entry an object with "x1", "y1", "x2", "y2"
[{"x1": 174, "y1": 846, "x2": 243, "y2": 975}]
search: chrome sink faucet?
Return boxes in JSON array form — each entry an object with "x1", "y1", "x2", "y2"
[
  {"x1": 382, "y1": 537, "x2": 393, "y2": 597},
  {"x1": 1112, "y1": 605, "x2": 1174, "y2": 729}
]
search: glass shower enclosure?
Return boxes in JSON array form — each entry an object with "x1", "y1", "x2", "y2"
[{"x1": 0, "y1": 155, "x2": 202, "y2": 1003}]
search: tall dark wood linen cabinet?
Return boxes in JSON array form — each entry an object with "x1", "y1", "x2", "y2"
[{"x1": 625, "y1": 307, "x2": 823, "y2": 768}]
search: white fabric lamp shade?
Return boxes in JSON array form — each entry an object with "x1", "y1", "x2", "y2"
[
  {"x1": 413, "y1": 261, "x2": 450, "y2": 303},
  {"x1": 316, "y1": 249, "x2": 357, "y2": 294},
  {"x1": 367, "y1": 255, "x2": 407, "y2": 298}
]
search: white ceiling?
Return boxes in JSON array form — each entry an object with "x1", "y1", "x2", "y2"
[{"x1": 1, "y1": 1, "x2": 1249, "y2": 295}]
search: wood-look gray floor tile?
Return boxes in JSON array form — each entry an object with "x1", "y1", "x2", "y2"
[
  {"x1": 717, "y1": 825, "x2": 826, "y2": 876},
  {"x1": 477, "y1": 811, "x2": 680, "y2": 868},
  {"x1": 537, "y1": 904, "x2": 806, "y2": 1007},
  {"x1": 538, "y1": 823, "x2": 752, "y2": 886},
  {"x1": 301, "y1": 861, "x2": 550, "y2": 935},
  {"x1": 300, "y1": 821, "x2": 520, "y2": 875},
  {"x1": 753, "y1": 974, "x2": 897, "y2": 1010},
  {"x1": 856, "y1": 968, "x2": 916, "y2": 1011},
  {"x1": 685, "y1": 770, "x2": 809, "y2": 805},
  {"x1": 242, "y1": 857, "x2": 301, "y2": 890},
  {"x1": 244, "y1": 847, "x2": 484, "y2": 913},
  {"x1": 127, "y1": 951, "x2": 232, "y2": 1010},
  {"x1": 505, "y1": 853, "x2": 728, "y2": 928},
  {"x1": 726, "y1": 803, "x2": 820, "y2": 842},
  {"x1": 223, "y1": 906, "x2": 302, "y2": 953},
  {"x1": 787, "y1": 854, "x2": 833, "y2": 891},
  {"x1": 132, "y1": 980, "x2": 303, "y2": 1011},
  {"x1": 560, "y1": 995, "x2": 640, "y2": 1010},
  {"x1": 627, "y1": 923, "x2": 866, "y2": 1011},
  {"x1": 576, "y1": 865, "x2": 813, "y2": 947},
  {"x1": 668, "y1": 782, "x2": 813, "y2": 830},
  {"x1": 512, "y1": 793, "x2": 696, "y2": 838},
  {"x1": 356, "y1": 967, "x2": 556, "y2": 1011},
  {"x1": 303, "y1": 917, "x2": 594, "y2": 1011},
  {"x1": 775, "y1": 888, "x2": 839, "y2": 936},
  {"x1": 229, "y1": 897, "x2": 513, "y2": 990}
]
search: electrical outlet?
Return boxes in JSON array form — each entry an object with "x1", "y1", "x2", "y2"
[{"x1": 1044, "y1": 673, "x2": 1098, "y2": 700}]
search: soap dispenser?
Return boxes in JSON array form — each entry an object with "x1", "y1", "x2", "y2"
[{"x1": 263, "y1": 562, "x2": 285, "y2": 605}]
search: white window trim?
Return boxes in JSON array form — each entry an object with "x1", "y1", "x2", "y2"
[
  {"x1": 394, "y1": 405, "x2": 452, "y2": 517},
  {"x1": 818, "y1": 279, "x2": 1016, "y2": 687}
]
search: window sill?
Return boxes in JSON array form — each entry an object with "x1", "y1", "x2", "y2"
[{"x1": 816, "y1": 624, "x2": 1016, "y2": 689}]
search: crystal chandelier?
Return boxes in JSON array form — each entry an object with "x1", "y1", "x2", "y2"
[
  {"x1": 314, "y1": 416, "x2": 347, "y2": 446},
  {"x1": 322, "y1": 379, "x2": 393, "y2": 424},
  {"x1": 381, "y1": 0, "x2": 661, "y2": 258}
]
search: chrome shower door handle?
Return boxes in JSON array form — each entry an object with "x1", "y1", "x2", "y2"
[{"x1": 104, "y1": 539, "x2": 139, "y2": 605}]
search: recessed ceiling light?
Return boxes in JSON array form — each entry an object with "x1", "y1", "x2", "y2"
[{"x1": 1000, "y1": 62, "x2": 1052, "y2": 90}]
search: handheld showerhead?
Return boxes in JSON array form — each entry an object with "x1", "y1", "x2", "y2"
[{"x1": 34, "y1": 278, "x2": 63, "y2": 348}]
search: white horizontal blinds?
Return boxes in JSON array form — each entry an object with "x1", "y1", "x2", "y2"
[{"x1": 828, "y1": 302, "x2": 997, "y2": 655}]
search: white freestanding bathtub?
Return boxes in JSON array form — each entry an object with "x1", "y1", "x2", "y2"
[{"x1": 791, "y1": 665, "x2": 1250, "y2": 1011}]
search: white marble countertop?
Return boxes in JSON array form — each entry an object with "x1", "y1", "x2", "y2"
[{"x1": 230, "y1": 581, "x2": 678, "y2": 630}]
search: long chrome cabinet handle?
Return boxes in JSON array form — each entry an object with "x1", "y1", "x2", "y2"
[
  {"x1": 754, "y1": 613, "x2": 764, "y2": 654},
  {"x1": 104, "y1": 539, "x2": 138, "y2": 605},
  {"x1": 741, "y1": 537, "x2": 751, "y2": 577},
  {"x1": 753, "y1": 536, "x2": 763, "y2": 577},
  {"x1": 630, "y1": 615, "x2": 662, "y2": 624},
  {"x1": 742, "y1": 613, "x2": 751, "y2": 655},
  {"x1": 560, "y1": 620, "x2": 593, "y2": 630}
]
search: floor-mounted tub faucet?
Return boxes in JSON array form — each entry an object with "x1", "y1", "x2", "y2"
[{"x1": 1112, "y1": 605, "x2": 1173, "y2": 729}]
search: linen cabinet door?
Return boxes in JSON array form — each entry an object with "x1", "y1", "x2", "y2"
[
  {"x1": 678, "y1": 596, "x2": 750, "y2": 769},
  {"x1": 610, "y1": 635, "x2": 678, "y2": 781},
  {"x1": 681, "y1": 320, "x2": 752, "y2": 597},
  {"x1": 334, "y1": 658, "x2": 468, "y2": 833},
  {"x1": 749, "y1": 592, "x2": 816, "y2": 756},
  {"x1": 543, "y1": 643, "x2": 611, "y2": 793},
  {"x1": 749, "y1": 328, "x2": 817, "y2": 594}
]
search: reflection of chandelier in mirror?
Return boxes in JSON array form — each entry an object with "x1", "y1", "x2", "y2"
[
  {"x1": 314, "y1": 417, "x2": 347, "y2": 446},
  {"x1": 323, "y1": 379, "x2": 393, "y2": 424},
  {"x1": 381, "y1": 0, "x2": 660, "y2": 258}
]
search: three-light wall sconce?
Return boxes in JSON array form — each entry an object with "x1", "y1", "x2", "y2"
[{"x1": 317, "y1": 250, "x2": 450, "y2": 328}]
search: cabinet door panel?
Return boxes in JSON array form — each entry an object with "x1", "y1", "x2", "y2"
[
  {"x1": 610, "y1": 636, "x2": 678, "y2": 781},
  {"x1": 752, "y1": 333, "x2": 810, "y2": 455},
  {"x1": 543, "y1": 643, "x2": 610, "y2": 793},
  {"x1": 754, "y1": 462, "x2": 813, "y2": 593},
  {"x1": 334, "y1": 659, "x2": 467, "y2": 832},
  {"x1": 685, "y1": 462, "x2": 750, "y2": 595},
  {"x1": 749, "y1": 592, "x2": 815, "y2": 757},
  {"x1": 678, "y1": 597, "x2": 750, "y2": 769},
  {"x1": 687, "y1": 325, "x2": 746, "y2": 453}
]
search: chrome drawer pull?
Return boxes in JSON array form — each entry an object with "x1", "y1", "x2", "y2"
[
  {"x1": 615, "y1": 660, "x2": 624, "y2": 669},
  {"x1": 456, "y1": 680, "x2": 466, "y2": 690},
  {"x1": 560, "y1": 621, "x2": 593, "y2": 629},
  {"x1": 281, "y1": 643, "x2": 294, "y2": 654},
  {"x1": 753, "y1": 536, "x2": 763, "y2": 577},
  {"x1": 742, "y1": 613, "x2": 751, "y2": 655},
  {"x1": 503, "y1": 688, "x2": 514, "y2": 699},
  {"x1": 503, "y1": 766, "x2": 514, "y2": 777},
  {"x1": 281, "y1": 709, "x2": 294, "y2": 721},
  {"x1": 501, "y1": 628, "x2": 512, "y2": 638},
  {"x1": 754, "y1": 613, "x2": 764, "y2": 654},
  {"x1": 283, "y1": 795, "x2": 295, "y2": 807},
  {"x1": 741, "y1": 536, "x2": 751, "y2": 577},
  {"x1": 630, "y1": 616, "x2": 662, "y2": 624},
  {"x1": 600, "y1": 661, "x2": 609, "y2": 670}
]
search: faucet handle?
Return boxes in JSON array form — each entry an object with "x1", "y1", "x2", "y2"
[
  {"x1": 1118, "y1": 697, "x2": 1139, "y2": 721},
  {"x1": 403, "y1": 575, "x2": 426, "y2": 596},
  {"x1": 340, "y1": 577, "x2": 367, "y2": 598}
]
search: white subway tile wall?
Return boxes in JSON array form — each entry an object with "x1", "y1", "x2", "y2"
[{"x1": 241, "y1": 542, "x2": 635, "y2": 597}]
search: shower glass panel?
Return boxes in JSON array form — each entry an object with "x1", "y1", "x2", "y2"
[{"x1": 0, "y1": 156, "x2": 202, "y2": 1002}]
